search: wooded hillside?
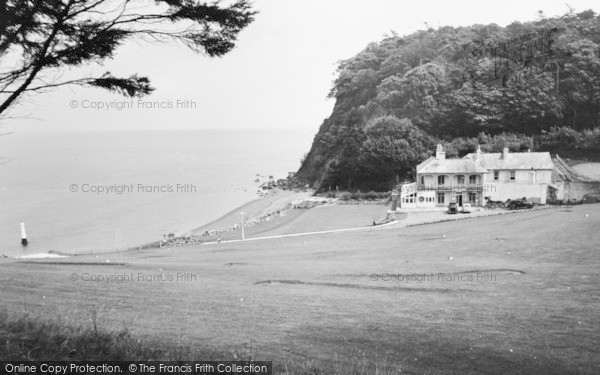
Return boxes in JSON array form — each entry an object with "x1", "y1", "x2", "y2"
[{"x1": 297, "y1": 10, "x2": 600, "y2": 191}]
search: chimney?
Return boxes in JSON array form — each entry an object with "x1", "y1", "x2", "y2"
[
  {"x1": 502, "y1": 147, "x2": 509, "y2": 159},
  {"x1": 435, "y1": 144, "x2": 445, "y2": 160},
  {"x1": 474, "y1": 145, "x2": 481, "y2": 160}
]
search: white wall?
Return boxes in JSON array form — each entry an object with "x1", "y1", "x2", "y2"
[
  {"x1": 400, "y1": 190, "x2": 436, "y2": 208},
  {"x1": 483, "y1": 182, "x2": 548, "y2": 204},
  {"x1": 536, "y1": 170, "x2": 553, "y2": 183},
  {"x1": 481, "y1": 169, "x2": 552, "y2": 204},
  {"x1": 485, "y1": 170, "x2": 552, "y2": 184},
  {"x1": 552, "y1": 181, "x2": 600, "y2": 202},
  {"x1": 418, "y1": 173, "x2": 483, "y2": 188}
]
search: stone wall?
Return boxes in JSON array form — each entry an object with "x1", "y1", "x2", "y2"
[{"x1": 551, "y1": 182, "x2": 600, "y2": 202}]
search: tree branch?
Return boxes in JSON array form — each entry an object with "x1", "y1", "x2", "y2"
[{"x1": 0, "y1": 1, "x2": 73, "y2": 115}]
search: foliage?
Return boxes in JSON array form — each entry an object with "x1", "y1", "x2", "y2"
[
  {"x1": 442, "y1": 133, "x2": 535, "y2": 158},
  {"x1": 358, "y1": 116, "x2": 435, "y2": 183},
  {"x1": 297, "y1": 9, "x2": 600, "y2": 191},
  {"x1": 339, "y1": 192, "x2": 351, "y2": 201},
  {"x1": 0, "y1": 0, "x2": 256, "y2": 115},
  {"x1": 537, "y1": 126, "x2": 600, "y2": 158}
]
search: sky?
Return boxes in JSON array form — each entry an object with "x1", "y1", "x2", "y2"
[{"x1": 2, "y1": 0, "x2": 600, "y2": 133}]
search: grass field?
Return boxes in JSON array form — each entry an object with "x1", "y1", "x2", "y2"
[
  {"x1": 206, "y1": 203, "x2": 398, "y2": 242},
  {"x1": 1, "y1": 204, "x2": 599, "y2": 374},
  {"x1": 191, "y1": 189, "x2": 394, "y2": 243},
  {"x1": 572, "y1": 163, "x2": 600, "y2": 181}
]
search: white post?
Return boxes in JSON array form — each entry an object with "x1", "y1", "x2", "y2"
[
  {"x1": 240, "y1": 212, "x2": 245, "y2": 240},
  {"x1": 20, "y1": 222, "x2": 28, "y2": 246}
]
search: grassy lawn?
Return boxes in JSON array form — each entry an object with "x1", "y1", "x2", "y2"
[
  {"x1": 572, "y1": 163, "x2": 600, "y2": 181},
  {"x1": 1, "y1": 204, "x2": 599, "y2": 374},
  {"x1": 194, "y1": 200, "x2": 396, "y2": 243}
]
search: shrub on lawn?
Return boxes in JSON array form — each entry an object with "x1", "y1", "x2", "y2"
[
  {"x1": 350, "y1": 191, "x2": 362, "y2": 200},
  {"x1": 364, "y1": 191, "x2": 378, "y2": 200}
]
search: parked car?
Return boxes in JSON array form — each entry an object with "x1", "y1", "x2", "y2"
[
  {"x1": 448, "y1": 202, "x2": 458, "y2": 214},
  {"x1": 582, "y1": 193, "x2": 600, "y2": 204},
  {"x1": 461, "y1": 203, "x2": 472, "y2": 213},
  {"x1": 507, "y1": 199, "x2": 534, "y2": 210}
]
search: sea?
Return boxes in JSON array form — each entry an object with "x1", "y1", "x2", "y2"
[{"x1": 0, "y1": 128, "x2": 313, "y2": 255}]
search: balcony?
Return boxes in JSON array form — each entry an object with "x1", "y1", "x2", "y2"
[{"x1": 417, "y1": 184, "x2": 484, "y2": 192}]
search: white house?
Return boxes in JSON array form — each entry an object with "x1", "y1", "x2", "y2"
[
  {"x1": 463, "y1": 146, "x2": 554, "y2": 204},
  {"x1": 400, "y1": 144, "x2": 554, "y2": 208}
]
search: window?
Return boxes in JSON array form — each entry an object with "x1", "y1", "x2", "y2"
[
  {"x1": 469, "y1": 175, "x2": 477, "y2": 185},
  {"x1": 529, "y1": 171, "x2": 536, "y2": 183},
  {"x1": 437, "y1": 192, "x2": 445, "y2": 204},
  {"x1": 457, "y1": 175, "x2": 465, "y2": 185},
  {"x1": 420, "y1": 175, "x2": 425, "y2": 185},
  {"x1": 404, "y1": 193, "x2": 416, "y2": 203},
  {"x1": 438, "y1": 175, "x2": 445, "y2": 186},
  {"x1": 468, "y1": 192, "x2": 477, "y2": 202},
  {"x1": 493, "y1": 171, "x2": 499, "y2": 181},
  {"x1": 510, "y1": 171, "x2": 516, "y2": 181}
]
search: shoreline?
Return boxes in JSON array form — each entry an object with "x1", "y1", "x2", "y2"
[
  {"x1": 5, "y1": 189, "x2": 303, "y2": 258},
  {"x1": 189, "y1": 189, "x2": 314, "y2": 238},
  {"x1": 8, "y1": 186, "x2": 572, "y2": 258},
  {"x1": 190, "y1": 189, "x2": 310, "y2": 234},
  {"x1": 6, "y1": 201, "x2": 575, "y2": 259},
  {"x1": 132, "y1": 188, "x2": 313, "y2": 251}
]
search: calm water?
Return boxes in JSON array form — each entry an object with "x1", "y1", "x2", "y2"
[{"x1": 0, "y1": 128, "x2": 312, "y2": 255}]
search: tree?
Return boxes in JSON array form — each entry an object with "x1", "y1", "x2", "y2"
[
  {"x1": 297, "y1": 9, "x2": 600, "y2": 189},
  {"x1": 373, "y1": 62, "x2": 450, "y2": 132},
  {"x1": 561, "y1": 39, "x2": 600, "y2": 129},
  {"x1": 359, "y1": 116, "x2": 435, "y2": 185},
  {"x1": 0, "y1": 0, "x2": 256, "y2": 116}
]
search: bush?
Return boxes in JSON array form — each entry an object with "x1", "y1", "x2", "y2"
[
  {"x1": 537, "y1": 127, "x2": 600, "y2": 159},
  {"x1": 364, "y1": 190, "x2": 378, "y2": 200},
  {"x1": 444, "y1": 132, "x2": 536, "y2": 157},
  {"x1": 350, "y1": 191, "x2": 362, "y2": 200},
  {"x1": 340, "y1": 192, "x2": 351, "y2": 201},
  {"x1": 377, "y1": 192, "x2": 390, "y2": 199}
]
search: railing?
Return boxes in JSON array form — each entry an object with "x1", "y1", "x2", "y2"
[{"x1": 417, "y1": 184, "x2": 484, "y2": 192}]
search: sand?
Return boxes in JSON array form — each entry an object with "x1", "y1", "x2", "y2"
[{"x1": 191, "y1": 189, "x2": 313, "y2": 235}]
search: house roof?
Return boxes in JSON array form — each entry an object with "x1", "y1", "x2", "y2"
[
  {"x1": 463, "y1": 152, "x2": 554, "y2": 170},
  {"x1": 417, "y1": 157, "x2": 488, "y2": 174}
]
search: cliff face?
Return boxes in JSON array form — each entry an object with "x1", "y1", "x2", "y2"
[{"x1": 296, "y1": 10, "x2": 600, "y2": 192}]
